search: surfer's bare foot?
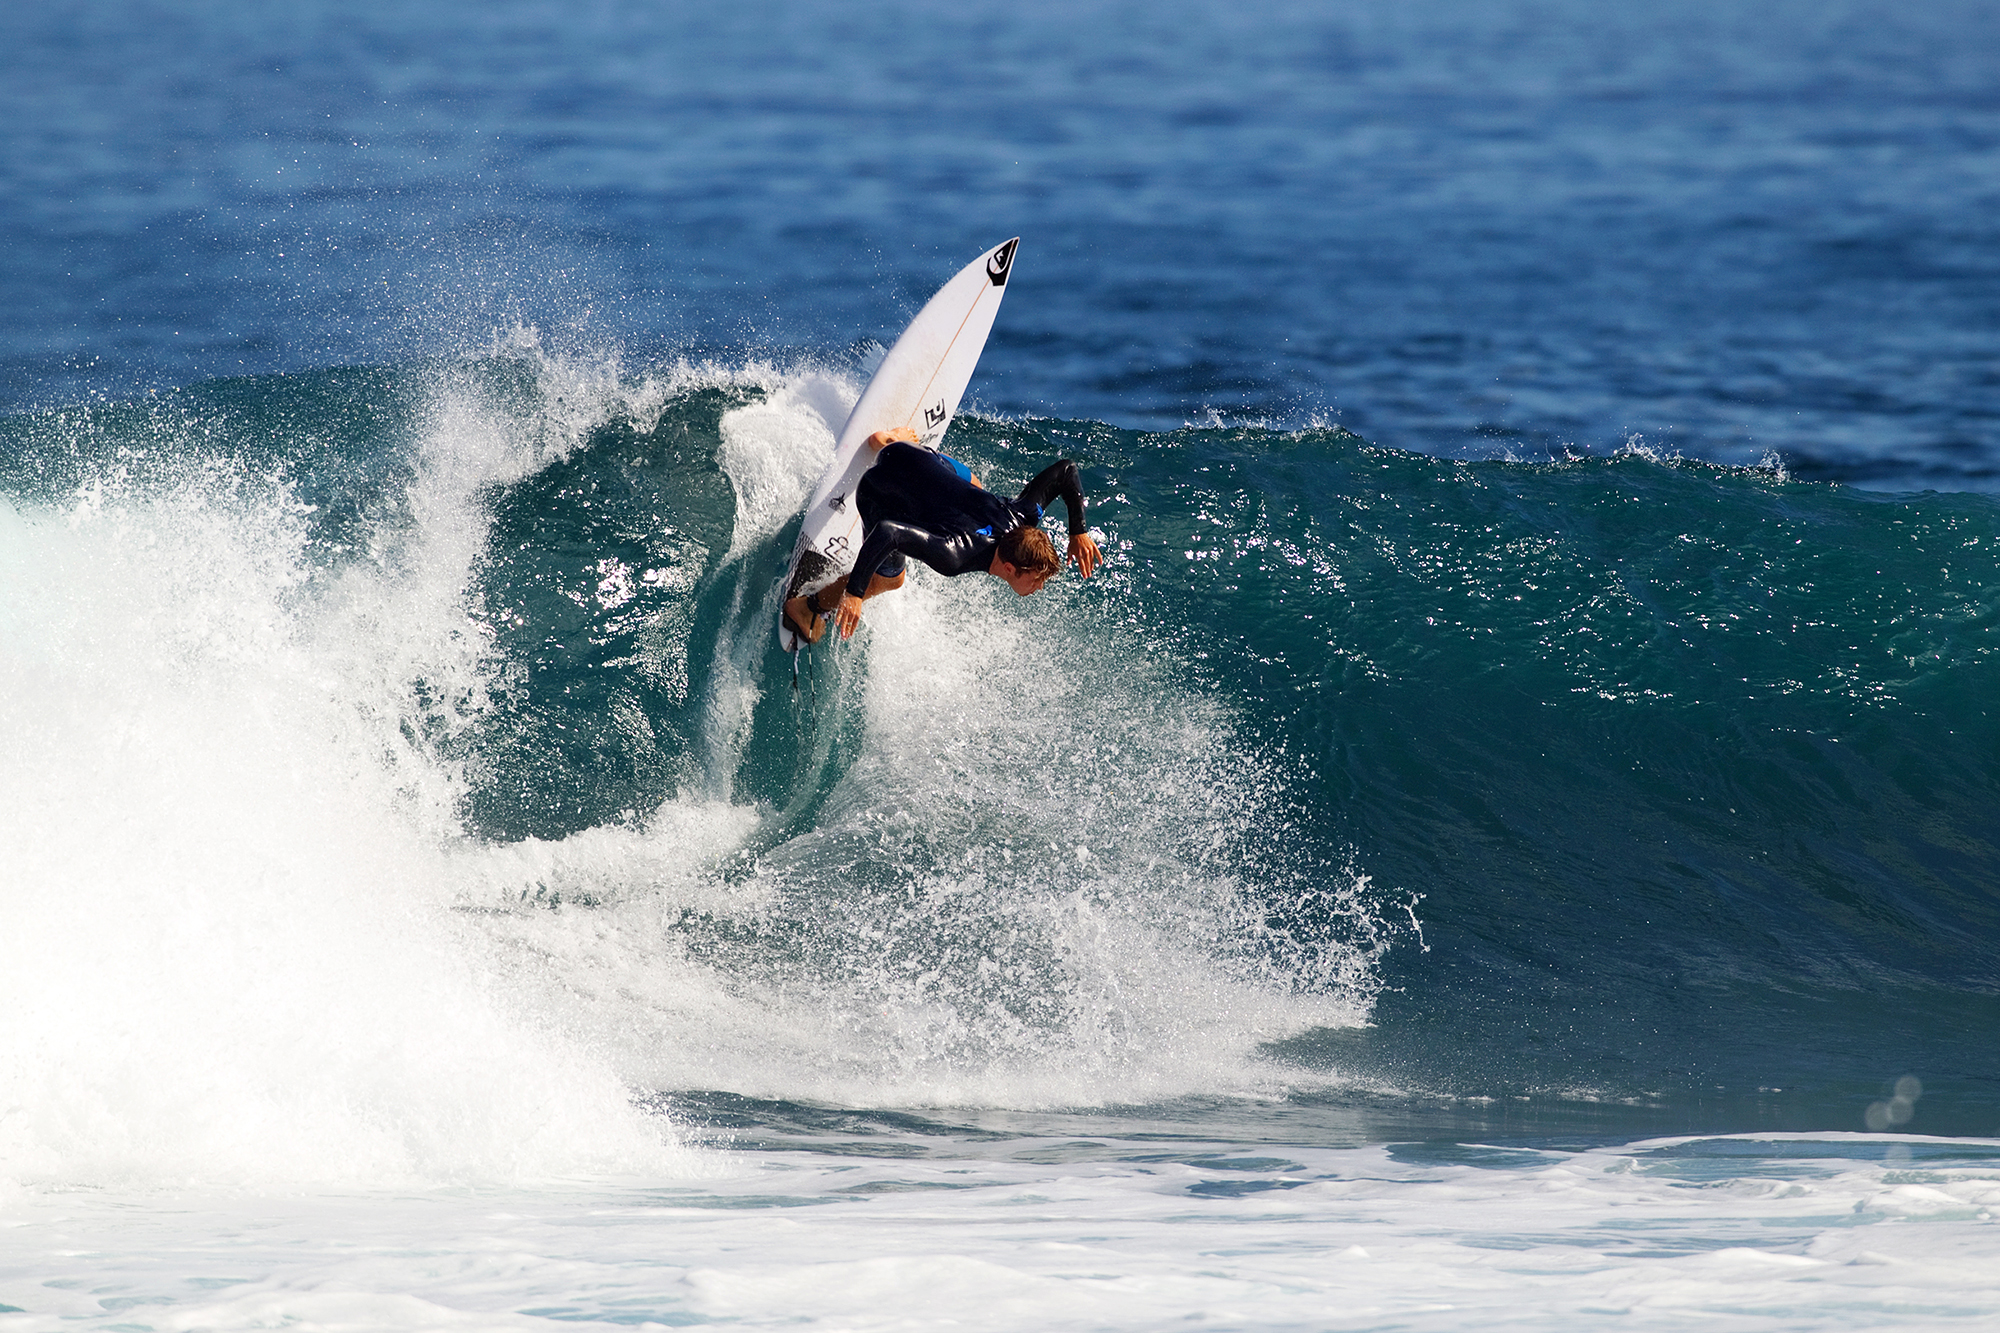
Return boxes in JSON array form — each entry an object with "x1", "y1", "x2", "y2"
[{"x1": 783, "y1": 592, "x2": 826, "y2": 645}]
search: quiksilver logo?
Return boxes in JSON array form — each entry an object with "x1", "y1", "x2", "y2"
[{"x1": 986, "y1": 239, "x2": 1017, "y2": 287}]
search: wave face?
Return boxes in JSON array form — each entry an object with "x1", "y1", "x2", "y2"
[{"x1": 3, "y1": 348, "x2": 1996, "y2": 1189}]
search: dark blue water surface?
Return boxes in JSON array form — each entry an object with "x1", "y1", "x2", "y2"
[
  {"x1": 6, "y1": 0, "x2": 1999, "y2": 485},
  {"x1": 6, "y1": 0, "x2": 2000, "y2": 1140}
]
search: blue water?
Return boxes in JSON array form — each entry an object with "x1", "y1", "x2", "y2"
[
  {"x1": 5, "y1": 0, "x2": 2000, "y2": 1169},
  {"x1": 11, "y1": 0, "x2": 2000, "y2": 484}
]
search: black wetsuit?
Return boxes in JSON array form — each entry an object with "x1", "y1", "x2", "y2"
[{"x1": 844, "y1": 442, "x2": 1086, "y2": 599}]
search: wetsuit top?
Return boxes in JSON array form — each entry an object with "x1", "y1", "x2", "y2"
[{"x1": 844, "y1": 441, "x2": 1086, "y2": 599}]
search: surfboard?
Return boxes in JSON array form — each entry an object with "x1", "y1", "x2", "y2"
[{"x1": 777, "y1": 237, "x2": 1020, "y2": 652}]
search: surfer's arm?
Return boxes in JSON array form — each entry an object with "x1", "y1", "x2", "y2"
[
  {"x1": 839, "y1": 520, "x2": 971, "y2": 638},
  {"x1": 1016, "y1": 458, "x2": 1099, "y2": 576},
  {"x1": 1017, "y1": 459, "x2": 1086, "y2": 535},
  {"x1": 847, "y1": 521, "x2": 967, "y2": 596}
]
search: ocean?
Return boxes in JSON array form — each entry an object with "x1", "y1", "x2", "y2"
[{"x1": 3, "y1": 1, "x2": 1999, "y2": 1328}]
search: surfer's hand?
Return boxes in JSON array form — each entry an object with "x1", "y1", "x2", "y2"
[
  {"x1": 1068, "y1": 532, "x2": 1102, "y2": 578},
  {"x1": 865, "y1": 427, "x2": 920, "y2": 452},
  {"x1": 835, "y1": 592, "x2": 865, "y2": 639}
]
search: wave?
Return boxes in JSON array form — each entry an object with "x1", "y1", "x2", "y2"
[
  {"x1": 0, "y1": 342, "x2": 1397, "y2": 1188},
  {"x1": 4, "y1": 337, "x2": 1997, "y2": 1185}
]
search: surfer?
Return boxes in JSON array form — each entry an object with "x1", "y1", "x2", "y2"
[{"x1": 783, "y1": 426, "x2": 1101, "y2": 644}]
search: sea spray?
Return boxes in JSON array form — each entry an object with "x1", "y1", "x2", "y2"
[
  {"x1": 450, "y1": 350, "x2": 1395, "y2": 1107},
  {"x1": 0, "y1": 364, "x2": 688, "y2": 1189}
]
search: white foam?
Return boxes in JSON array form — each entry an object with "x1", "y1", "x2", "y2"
[
  {"x1": 463, "y1": 548, "x2": 1386, "y2": 1111},
  {"x1": 716, "y1": 364, "x2": 859, "y2": 562},
  {"x1": 7, "y1": 1136, "x2": 2000, "y2": 1330},
  {"x1": 0, "y1": 366, "x2": 687, "y2": 1190}
]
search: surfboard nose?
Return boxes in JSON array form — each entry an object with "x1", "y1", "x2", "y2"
[{"x1": 987, "y1": 238, "x2": 1019, "y2": 286}]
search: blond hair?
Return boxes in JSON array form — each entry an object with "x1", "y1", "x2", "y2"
[{"x1": 997, "y1": 526, "x2": 1062, "y2": 578}]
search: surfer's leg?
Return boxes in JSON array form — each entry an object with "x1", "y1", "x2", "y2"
[
  {"x1": 859, "y1": 570, "x2": 906, "y2": 600},
  {"x1": 853, "y1": 548, "x2": 907, "y2": 603},
  {"x1": 784, "y1": 586, "x2": 834, "y2": 645},
  {"x1": 786, "y1": 568, "x2": 903, "y2": 644}
]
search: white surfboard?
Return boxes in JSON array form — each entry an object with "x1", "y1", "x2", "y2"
[{"x1": 778, "y1": 237, "x2": 1020, "y2": 651}]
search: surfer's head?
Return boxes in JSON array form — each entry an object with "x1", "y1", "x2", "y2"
[{"x1": 994, "y1": 527, "x2": 1061, "y2": 595}]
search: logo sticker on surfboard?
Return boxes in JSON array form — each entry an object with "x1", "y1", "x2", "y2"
[{"x1": 986, "y1": 239, "x2": 1017, "y2": 286}]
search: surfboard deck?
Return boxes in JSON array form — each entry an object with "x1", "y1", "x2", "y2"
[{"x1": 778, "y1": 237, "x2": 1019, "y2": 652}]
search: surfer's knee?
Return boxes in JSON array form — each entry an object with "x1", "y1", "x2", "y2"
[{"x1": 864, "y1": 571, "x2": 906, "y2": 598}]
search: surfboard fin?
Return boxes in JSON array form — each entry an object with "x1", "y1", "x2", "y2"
[{"x1": 791, "y1": 636, "x2": 819, "y2": 700}]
